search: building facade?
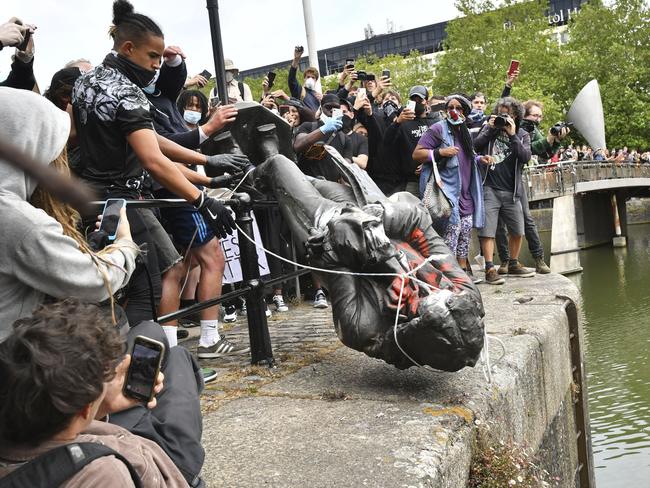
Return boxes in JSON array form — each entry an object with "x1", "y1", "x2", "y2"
[{"x1": 240, "y1": 0, "x2": 587, "y2": 79}]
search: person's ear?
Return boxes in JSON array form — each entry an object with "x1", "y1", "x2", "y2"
[
  {"x1": 79, "y1": 403, "x2": 93, "y2": 420},
  {"x1": 119, "y1": 40, "x2": 136, "y2": 56}
]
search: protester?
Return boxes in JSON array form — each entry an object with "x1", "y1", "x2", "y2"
[
  {"x1": 219, "y1": 58, "x2": 253, "y2": 103},
  {"x1": 341, "y1": 96, "x2": 369, "y2": 170},
  {"x1": 413, "y1": 94, "x2": 489, "y2": 282},
  {"x1": 71, "y1": 0, "x2": 244, "y2": 346},
  {"x1": 382, "y1": 85, "x2": 431, "y2": 196},
  {"x1": 144, "y1": 46, "x2": 247, "y2": 359},
  {"x1": 496, "y1": 99, "x2": 567, "y2": 274},
  {"x1": 0, "y1": 299, "x2": 205, "y2": 487},
  {"x1": 0, "y1": 87, "x2": 139, "y2": 341},
  {"x1": 288, "y1": 46, "x2": 321, "y2": 112},
  {"x1": 0, "y1": 17, "x2": 36, "y2": 90},
  {"x1": 474, "y1": 96, "x2": 534, "y2": 285}
]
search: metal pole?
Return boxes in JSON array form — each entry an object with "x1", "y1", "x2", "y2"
[
  {"x1": 235, "y1": 194, "x2": 274, "y2": 366},
  {"x1": 301, "y1": 0, "x2": 318, "y2": 69},
  {"x1": 206, "y1": 0, "x2": 228, "y2": 103}
]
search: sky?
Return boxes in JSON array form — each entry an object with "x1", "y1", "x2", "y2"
[{"x1": 1, "y1": 0, "x2": 461, "y2": 89}]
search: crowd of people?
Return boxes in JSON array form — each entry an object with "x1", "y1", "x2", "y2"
[{"x1": 0, "y1": 1, "x2": 633, "y2": 485}]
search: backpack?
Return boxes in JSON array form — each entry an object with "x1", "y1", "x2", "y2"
[
  {"x1": 238, "y1": 81, "x2": 245, "y2": 100},
  {"x1": 0, "y1": 442, "x2": 142, "y2": 488}
]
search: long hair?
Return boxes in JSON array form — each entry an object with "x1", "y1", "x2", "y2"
[{"x1": 30, "y1": 148, "x2": 137, "y2": 323}]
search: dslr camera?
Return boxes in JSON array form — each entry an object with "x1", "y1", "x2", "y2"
[
  {"x1": 356, "y1": 70, "x2": 367, "y2": 81},
  {"x1": 550, "y1": 122, "x2": 573, "y2": 136},
  {"x1": 493, "y1": 113, "x2": 509, "y2": 129}
]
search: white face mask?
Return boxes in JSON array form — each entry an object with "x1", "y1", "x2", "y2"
[
  {"x1": 225, "y1": 71, "x2": 235, "y2": 83},
  {"x1": 304, "y1": 77, "x2": 316, "y2": 90},
  {"x1": 183, "y1": 110, "x2": 202, "y2": 125}
]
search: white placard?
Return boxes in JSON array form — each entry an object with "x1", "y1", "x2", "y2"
[{"x1": 220, "y1": 210, "x2": 270, "y2": 284}]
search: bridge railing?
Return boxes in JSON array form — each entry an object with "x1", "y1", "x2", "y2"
[{"x1": 524, "y1": 161, "x2": 650, "y2": 201}]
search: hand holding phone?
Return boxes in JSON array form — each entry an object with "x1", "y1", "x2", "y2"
[
  {"x1": 357, "y1": 87, "x2": 367, "y2": 99},
  {"x1": 331, "y1": 108, "x2": 343, "y2": 120},
  {"x1": 200, "y1": 69, "x2": 212, "y2": 80},
  {"x1": 507, "y1": 60, "x2": 520, "y2": 78},
  {"x1": 123, "y1": 336, "x2": 165, "y2": 403},
  {"x1": 267, "y1": 71, "x2": 276, "y2": 89},
  {"x1": 382, "y1": 69, "x2": 390, "y2": 79},
  {"x1": 100, "y1": 199, "x2": 126, "y2": 242},
  {"x1": 406, "y1": 100, "x2": 417, "y2": 112}
]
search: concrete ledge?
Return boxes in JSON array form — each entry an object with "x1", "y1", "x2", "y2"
[{"x1": 200, "y1": 273, "x2": 582, "y2": 487}]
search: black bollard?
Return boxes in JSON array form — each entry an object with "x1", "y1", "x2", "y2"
[{"x1": 234, "y1": 193, "x2": 275, "y2": 366}]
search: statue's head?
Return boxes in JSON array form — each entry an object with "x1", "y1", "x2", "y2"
[{"x1": 396, "y1": 289, "x2": 484, "y2": 371}]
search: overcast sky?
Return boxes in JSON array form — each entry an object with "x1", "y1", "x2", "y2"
[{"x1": 1, "y1": 0, "x2": 460, "y2": 88}]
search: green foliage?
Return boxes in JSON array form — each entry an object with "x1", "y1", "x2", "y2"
[
  {"x1": 432, "y1": 0, "x2": 564, "y2": 131},
  {"x1": 556, "y1": 0, "x2": 650, "y2": 149}
]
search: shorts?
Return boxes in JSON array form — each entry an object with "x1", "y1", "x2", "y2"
[
  {"x1": 160, "y1": 205, "x2": 216, "y2": 249},
  {"x1": 478, "y1": 186, "x2": 524, "y2": 238},
  {"x1": 137, "y1": 207, "x2": 183, "y2": 273}
]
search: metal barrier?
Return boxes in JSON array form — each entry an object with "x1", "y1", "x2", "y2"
[
  {"x1": 524, "y1": 161, "x2": 650, "y2": 202},
  {"x1": 91, "y1": 194, "x2": 310, "y2": 366}
]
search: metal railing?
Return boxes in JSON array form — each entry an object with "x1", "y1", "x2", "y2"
[
  {"x1": 523, "y1": 161, "x2": 650, "y2": 201},
  {"x1": 91, "y1": 194, "x2": 310, "y2": 366}
]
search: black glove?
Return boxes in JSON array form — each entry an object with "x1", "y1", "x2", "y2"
[
  {"x1": 205, "y1": 154, "x2": 251, "y2": 177},
  {"x1": 208, "y1": 174, "x2": 236, "y2": 188},
  {"x1": 193, "y1": 193, "x2": 235, "y2": 239}
]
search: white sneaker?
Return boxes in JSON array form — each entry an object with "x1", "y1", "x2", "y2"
[
  {"x1": 313, "y1": 289, "x2": 328, "y2": 309},
  {"x1": 272, "y1": 294, "x2": 289, "y2": 312},
  {"x1": 223, "y1": 304, "x2": 237, "y2": 323}
]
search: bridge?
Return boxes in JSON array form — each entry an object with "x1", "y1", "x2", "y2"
[{"x1": 522, "y1": 162, "x2": 650, "y2": 274}]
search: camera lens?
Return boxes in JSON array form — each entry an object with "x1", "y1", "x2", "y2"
[{"x1": 494, "y1": 115, "x2": 506, "y2": 128}]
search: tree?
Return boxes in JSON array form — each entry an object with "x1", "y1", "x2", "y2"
[
  {"x1": 431, "y1": 0, "x2": 564, "y2": 129},
  {"x1": 556, "y1": 0, "x2": 650, "y2": 149}
]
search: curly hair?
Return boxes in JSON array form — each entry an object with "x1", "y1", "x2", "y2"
[
  {"x1": 494, "y1": 96, "x2": 525, "y2": 123},
  {"x1": 0, "y1": 299, "x2": 125, "y2": 446}
]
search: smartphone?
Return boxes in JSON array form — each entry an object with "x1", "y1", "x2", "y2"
[
  {"x1": 123, "y1": 336, "x2": 165, "y2": 403},
  {"x1": 99, "y1": 199, "x2": 126, "y2": 242},
  {"x1": 209, "y1": 96, "x2": 221, "y2": 109},
  {"x1": 14, "y1": 20, "x2": 32, "y2": 51},
  {"x1": 267, "y1": 71, "x2": 276, "y2": 89},
  {"x1": 508, "y1": 60, "x2": 520, "y2": 77},
  {"x1": 382, "y1": 69, "x2": 390, "y2": 79},
  {"x1": 331, "y1": 108, "x2": 343, "y2": 120},
  {"x1": 345, "y1": 58, "x2": 354, "y2": 69},
  {"x1": 406, "y1": 100, "x2": 417, "y2": 112},
  {"x1": 357, "y1": 87, "x2": 367, "y2": 98},
  {"x1": 296, "y1": 45, "x2": 304, "y2": 53},
  {"x1": 200, "y1": 69, "x2": 212, "y2": 80}
]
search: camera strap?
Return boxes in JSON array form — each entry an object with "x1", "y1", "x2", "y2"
[{"x1": 0, "y1": 442, "x2": 142, "y2": 488}]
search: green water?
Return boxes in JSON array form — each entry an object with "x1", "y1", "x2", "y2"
[{"x1": 566, "y1": 224, "x2": 650, "y2": 487}]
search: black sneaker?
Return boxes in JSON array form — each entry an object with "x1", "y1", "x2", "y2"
[
  {"x1": 313, "y1": 289, "x2": 328, "y2": 309},
  {"x1": 497, "y1": 262, "x2": 509, "y2": 275},
  {"x1": 223, "y1": 304, "x2": 237, "y2": 323},
  {"x1": 177, "y1": 329, "x2": 189, "y2": 340},
  {"x1": 197, "y1": 336, "x2": 249, "y2": 359},
  {"x1": 507, "y1": 262, "x2": 536, "y2": 277}
]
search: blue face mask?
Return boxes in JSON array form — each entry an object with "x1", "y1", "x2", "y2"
[
  {"x1": 142, "y1": 84, "x2": 156, "y2": 95},
  {"x1": 468, "y1": 109, "x2": 484, "y2": 122},
  {"x1": 183, "y1": 110, "x2": 202, "y2": 125}
]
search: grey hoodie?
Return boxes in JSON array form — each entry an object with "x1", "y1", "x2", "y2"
[{"x1": 0, "y1": 88, "x2": 138, "y2": 341}]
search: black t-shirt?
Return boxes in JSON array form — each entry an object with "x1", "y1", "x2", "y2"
[
  {"x1": 485, "y1": 132, "x2": 518, "y2": 192},
  {"x1": 72, "y1": 64, "x2": 154, "y2": 197},
  {"x1": 344, "y1": 132, "x2": 369, "y2": 161},
  {"x1": 295, "y1": 121, "x2": 349, "y2": 182}
]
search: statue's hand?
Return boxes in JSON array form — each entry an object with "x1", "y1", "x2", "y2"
[{"x1": 305, "y1": 228, "x2": 326, "y2": 258}]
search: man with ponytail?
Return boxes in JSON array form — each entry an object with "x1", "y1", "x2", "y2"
[{"x1": 71, "y1": 0, "x2": 248, "y2": 346}]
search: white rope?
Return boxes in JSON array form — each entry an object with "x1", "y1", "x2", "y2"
[
  {"x1": 232, "y1": 221, "x2": 506, "y2": 380},
  {"x1": 222, "y1": 167, "x2": 257, "y2": 199}
]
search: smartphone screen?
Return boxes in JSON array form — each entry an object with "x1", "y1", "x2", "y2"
[
  {"x1": 382, "y1": 69, "x2": 390, "y2": 79},
  {"x1": 123, "y1": 336, "x2": 165, "y2": 403},
  {"x1": 331, "y1": 108, "x2": 343, "y2": 120},
  {"x1": 508, "y1": 60, "x2": 520, "y2": 76},
  {"x1": 406, "y1": 100, "x2": 417, "y2": 112},
  {"x1": 357, "y1": 87, "x2": 367, "y2": 98},
  {"x1": 345, "y1": 59, "x2": 354, "y2": 69},
  {"x1": 99, "y1": 199, "x2": 125, "y2": 241}
]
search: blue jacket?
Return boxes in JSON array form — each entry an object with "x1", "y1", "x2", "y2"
[{"x1": 418, "y1": 120, "x2": 485, "y2": 228}]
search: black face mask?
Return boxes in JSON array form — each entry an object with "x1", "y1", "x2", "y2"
[
  {"x1": 382, "y1": 100, "x2": 398, "y2": 119},
  {"x1": 520, "y1": 119, "x2": 539, "y2": 133},
  {"x1": 341, "y1": 115, "x2": 355, "y2": 133},
  {"x1": 103, "y1": 52, "x2": 157, "y2": 88},
  {"x1": 414, "y1": 102, "x2": 426, "y2": 116}
]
